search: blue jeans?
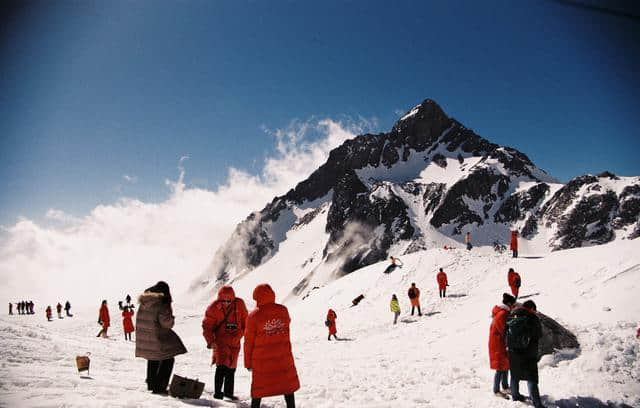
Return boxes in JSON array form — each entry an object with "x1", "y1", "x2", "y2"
[
  {"x1": 493, "y1": 370, "x2": 508, "y2": 393},
  {"x1": 511, "y1": 377, "x2": 543, "y2": 407}
]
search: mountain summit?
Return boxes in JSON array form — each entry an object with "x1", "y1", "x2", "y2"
[{"x1": 194, "y1": 99, "x2": 640, "y2": 296}]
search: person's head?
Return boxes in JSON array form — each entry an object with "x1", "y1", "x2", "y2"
[
  {"x1": 522, "y1": 300, "x2": 537, "y2": 312},
  {"x1": 411, "y1": 283, "x2": 416, "y2": 287},
  {"x1": 508, "y1": 267, "x2": 514, "y2": 273},
  {"x1": 392, "y1": 294, "x2": 397, "y2": 300},
  {"x1": 146, "y1": 281, "x2": 172, "y2": 303},
  {"x1": 101, "y1": 300, "x2": 107, "y2": 306},
  {"x1": 253, "y1": 284, "x2": 276, "y2": 306},
  {"x1": 439, "y1": 267, "x2": 443, "y2": 272},
  {"x1": 502, "y1": 293, "x2": 516, "y2": 307},
  {"x1": 217, "y1": 285, "x2": 236, "y2": 303},
  {"x1": 390, "y1": 256, "x2": 395, "y2": 260}
]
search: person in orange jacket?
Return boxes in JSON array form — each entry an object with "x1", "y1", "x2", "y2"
[
  {"x1": 510, "y1": 230, "x2": 519, "y2": 258},
  {"x1": 437, "y1": 268, "x2": 449, "y2": 298},
  {"x1": 122, "y1": 306, "x2": 135, "y2": 341},
  {"x1": 326, "y1": 309, "x2": 338, "y2": 340},
  {"x1": 407, "y1": 283, "x2": 421, "y2": 316},
  {"x1": 96, "y1": 300, "x2": 110, "y2": 338},
  {"x1": 244, "y1": 284, "x2": 299, "y2": 408},
  {"x1": 202, "y1": 285, "x2": 249, "y2": 401},
  {"x1": 489, "y1": 293, "x2": 516, "y2": 398},
  {"x1": 45, "y1": 305, "x2": 52, "y2": 321},
  {"x1": 508, "y1": 268, "x2": 522, "y2": 299}
]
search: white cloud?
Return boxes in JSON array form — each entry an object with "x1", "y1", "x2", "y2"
[
  {"x1": 0, "y1": 118, "x2": 376, "y2": 306},
  {"x1": 123, "y1": 174, "x2": 138, "y2": 183}
]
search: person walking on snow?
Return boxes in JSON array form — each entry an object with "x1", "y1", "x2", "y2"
[
  {"x1": 56, "y1": 303, "x2": 63, "y2": 319},
  {"x1": 96, "y1": 300, "x2": 110, "y2": 338},
  {"x1": 437, "y1": 268, "x2": 449, "y2": 298},
  {"x1": 390, "y1": 294, "x2": 401, "y2": 324},
  {"x1": 326, "y1": 309, "x2": 338, "y2": 340},
  {"x1": 508, "y1": 268, "x2": 522, "y2": 299},
  {"x1": 510, "y1": 230, "x2": 519, "y2": 258},
  {"x1": 408, "y1": 283, "x2": 422, "y2": 316},
  {"x1": 64, "y1": 301, "x2": 72, "y2": 317},
  {"x1": 244, "y1": 284, "x2": 300, "y2": 408},
  {"x1": 507, "y1": 300, "x2": 545, "y2": 408},
  {"x1": 122, "y1": 306, "x2": 135, "y2": 341},
  {"x1": 136, "y1": 281, "x2": 187, "y2": 395},
  {"x1": 202, "y1": 285, "x2": 249, "y2": 401},
  {"x1": 45, "y1": 305, "x2": 52, "y2": 321},
  {"x1": 17, "y1": 301, "x2": 22, "y2": 315},
  {"x1": 465, "y1": 231, "x2": 472, "y2": 250},
  {"x1": 384, "y1": 256, "x2": 403, "y2": 274},
  {"x1": 8, "y1": 303, "x2": 12, "y2": 315},
  {"x1": 489, "y1": 293, "x2": 516, "y2": 399}
]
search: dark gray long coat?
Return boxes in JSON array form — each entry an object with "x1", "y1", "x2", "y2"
[
  {"x1": 507, "y1": 308, "x2": 543, "y2": 383},
  {"x1": 135, "y1": 292, "x2": 187, "y2": 361}
]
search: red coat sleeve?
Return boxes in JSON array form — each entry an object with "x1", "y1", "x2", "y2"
[
  {"x1": 202, "y1": 303, "x2": 221, "y2": 347},
  {"x1": 244, "y1": 312, "x2": 258, "y2": 369}
]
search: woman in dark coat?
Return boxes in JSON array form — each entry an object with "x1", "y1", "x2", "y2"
[{"x1": 135, "y1": 281, "x2": 187, "y2": 394}]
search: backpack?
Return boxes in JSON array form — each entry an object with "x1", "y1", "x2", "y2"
[
  {"x1": 506, "y1": 314, "x2": 532, "y2": 350},
  {"x1": 514, "y1": 275, "x2": 521, "y2": 288},
  {"x1": 408, "y1": 288, "x2": 416, "y2": 299},
  {"x1": 324, "y1": 320, "x2": 331, "y2": 327}
]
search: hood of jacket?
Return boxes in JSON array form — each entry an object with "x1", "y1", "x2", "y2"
[
  {"x1": 217, "y1": 285, "x2": 236, "y2": 302},
  {"x1": 138, "y1": 291, "x2": 167, "y2": 305},
  {"x1": 253, "y1": 284, "x2": 276, "y2": 306}
]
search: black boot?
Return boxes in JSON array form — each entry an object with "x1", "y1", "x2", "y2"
[
  {"x1": 223, "y1": 367, "x2": 237, "y2": 400},
  {"x1": 213, "y1": 365, "x2": 225, "y2": 399}
]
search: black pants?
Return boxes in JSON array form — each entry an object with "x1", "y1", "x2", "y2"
[
  {"x1": 214, "y1": 365, "x2": 236, "y2": 398},
  {"x1": 439, "y1": 288, "x2": 446, "y2": 298},
  {"x1": 512, "y1": 250, "x2": 518, "y2": 258},
  {"x1": 411, "y1": 305, "x2": 421, "y2": 316},
  {"x1": 124, "y1": 332, "x2": 132, "y2": 341},
  {"x1": 251, "y1": 393, "x2": 295, "y2": 408},
  {"x1": 146, "y1": 358, "x2": 174, "y2": 392}
]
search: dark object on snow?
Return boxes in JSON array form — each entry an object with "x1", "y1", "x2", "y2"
[
  {"x1": 352, "y1": 294, "x2": 365, "y2": 306},
  {"x1": 537, "y1": 311, "x2": 580, "y2": 357},
  {"x1": 383, "y1": 264, "x2": 398, "y2": 274},
  {"x1": 169, "y1": 374, "x2": 205, "y2": 399},
  {"x1": 76, "y1": 353, "x2": 91, "y2": 375},
  {"x1": 507, "y1": 307, "x2": 542, "y2": 383}
]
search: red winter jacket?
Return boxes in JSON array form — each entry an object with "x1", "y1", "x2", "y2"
[
  {"x1": 99, "y1": 304, "x2": 110, "y2": 329},
  {"x1": 202, "y1": 286, "x2": 248, "y2": 368},
  {"x1": 510, "y1": 231, "x2": 518, "y2": 251},
  {"x1": 122, "y1": 310, "x2": 135, "y2": 333},
  {"x1": 437, "y1": 272, "x2": 448, "y2": 290},
  {"x1": 488, "y1": 304, "x2": 510, "y2": 370},
  {"x1": 244, "y1": 284, "x2": 300, "y2": 399},
  {"x1": 326, "y1": 309, "x2": 337, "y2": 335},
  {"x1": 508, "y1": 270, "x2": 521, "y2": 296}
]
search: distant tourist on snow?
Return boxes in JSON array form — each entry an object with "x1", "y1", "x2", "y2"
[
  {"x1": 384, "y1": 256, "x2": 403, "y2": 274},
  {"x1": 56, "y1": 303, "x2": 63, "y2": 319},
  {"x1": 8, "y1": 303, "x2": 12, "y2": 315},
  {"x1": 28, "y1": 301, "x2": 34, "y2": 314},
  {"x1": 202, "y1": 285, "x2": 248, "y2": 401},
  {"x1": 510, "y1": 230, "x2": 519, "y2": 258},
  {"x1": 326, "y1": 309, "x2": 338, "y2": 340},
  {"x1": 136, "y1": 281, "x2": 187, "y2": 395},
  {"x1": 489, "y1": 293, "x2": 516, "y2": 399},
  {"x1": 465, "y1": 231, "x2": 472, "y2": 250},
  {"x1": 507, "y1": 300, "x2": 544, "y2": 408},
  {"x1": 244, "y1": 284, "x2": 299, "y2": 408},
  {"x1": 17, "y1": 301, "x2": 23, "y2": 315},
  {"x1": 407, "y1": 283, "x2": 422, "y2": 316},
  {"x1": 351, "y1": 294, "x2": 365, "y2": 307},
  {"x1": 508, "y1": 268, "x2": 522, "y2": 299},
  {"x1": 636, "y1": 325, "x2": 640, "y2": 340},
  {"x1": 64, "y1": 301, "x2": 72, "y2": 317},
  {"x1": 96, "y1": 300, "x2": 110, "y2": 338},
  {"x1": 390, "y1": 294, "x2": 401, "y2": 324},
  {"x1": 45, "y1": 305, "x2": 52, "y2": 321},
  {"x1": 437, "y1": 268, "x2": 449, "y2": 298},
  {"x1": 122, "y1": 306, "x2": 135, "y2": 341}
]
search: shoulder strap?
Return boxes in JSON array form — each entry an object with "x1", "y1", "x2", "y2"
[{"x1": 213, "y1": 300, "x2": 236, "y2": 333}]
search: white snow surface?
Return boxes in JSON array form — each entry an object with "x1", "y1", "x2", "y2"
[{"x1": 2, "y1": 239, "x2": 639, "y2": 407}]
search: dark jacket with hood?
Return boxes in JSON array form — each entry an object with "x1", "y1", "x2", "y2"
[
  {"x1": 507, "y1": 307, "x2": 543, "y2": 383},
  {"x1": 135, "y1": 285, "x2": 187, "y2": 361}
]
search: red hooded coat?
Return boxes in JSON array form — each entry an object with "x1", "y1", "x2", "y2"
[
  {"x1": 99, "y1": 304, "x2": 110, "y2": 329},
  {"x1": 326, "y1": 309, "x2": 337, "y2": 335},
  {"x1": 508, "y1": 270, "x2": 521, "y2": 297},
  {"x1": 202, "y1": 286, "x2": 248, "y2": 368},
  {"x1": 488, "y1": 304, "x2": 510, "y2": 370},
  {"x1": 437, "y1": 272, "x2": 448, "y2": 290},
  {"x1": 122, "y1": 309, "x2": 135, "y2": 333},
  {"x1": 510, "y1": 231, "x2": 518, "y2": 251},
  {"x1": 244, "y1": 284, "x2": 300, "y2": 399}
]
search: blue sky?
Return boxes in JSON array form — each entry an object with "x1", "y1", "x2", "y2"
[{"x1": 1, "y1": 0, "x2": 639, "y2": 226}]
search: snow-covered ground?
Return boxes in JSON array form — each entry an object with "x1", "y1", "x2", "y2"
[{"x1": 1, "y1": 240, "x2": 639, "y2": 407}]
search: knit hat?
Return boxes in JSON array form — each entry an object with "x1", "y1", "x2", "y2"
[{"x1": 502, "y1": 293, "x2": 516, "y2": 306}]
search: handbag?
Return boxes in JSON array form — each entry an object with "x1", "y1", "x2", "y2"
[{"x1": 169, "y1": 374, "x2": 205, "y2": 399}]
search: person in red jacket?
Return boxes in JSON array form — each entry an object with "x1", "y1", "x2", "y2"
[
  {"x1": 244, "y1": 284, "x2": 299, "y2": 408},
  {"x1": 407, "y1": 283, "x2": 422, "y2": 316},
  {"x1": 56, "y1": 303, "x2": 63, "y2": 319},
  {"x1": 508, "y1": 268, "x2": 522, "y2": 299},
  {"x1": 122, "y1": 306, "x2": 135, "y2": 341},
  {"x1": 326, "y1": 309, "x2": 338, "y2": 340},
  {"x1": 96, "y1": 300, "x2": 110, "y2": 338},
  {"x1": 437, "y1": 268, "x2": 449, "y2": 298},
  {"x1": 489, "y1": 293, "x2": 516, "y2": 398},
  {"x1": 202, "y1": 285, "x2": 249, "y2": 401},
  {"x1": 510, "y1": 230, "x2": 519, "y2": 258},
  {"x1": 45, "y1": 305, "x2": 52, "y2": 321}
]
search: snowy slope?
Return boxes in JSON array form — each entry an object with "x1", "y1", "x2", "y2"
[{"x1": 2, "y1": 240, "x2": 638, "y2": 407}]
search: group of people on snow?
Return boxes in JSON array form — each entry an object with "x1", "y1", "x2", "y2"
[
  {"x1": 44, "y1": 301, "x2": 72, "y2": 321},
  {"x1": 9, "y1": 300, "x2": 34, "y2": 315},
  {"x1": 94, "y1": 295, "x2": 136, "y2": 340}
]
